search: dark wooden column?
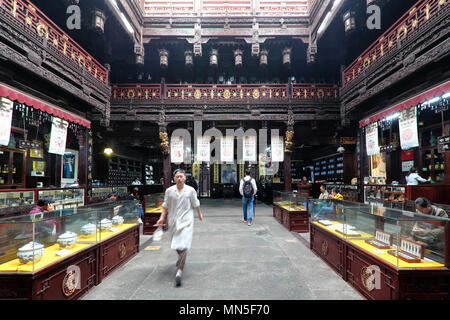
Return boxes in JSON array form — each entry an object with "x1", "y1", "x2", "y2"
[
  {"x1": 163, "y1": 154, "x2": 171, "y2": 191},
  {"x1": 284, "y1": 151, "x2": 292, "y2": 192}
]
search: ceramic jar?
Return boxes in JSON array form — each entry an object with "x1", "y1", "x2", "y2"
[
  {"x1": 17, "y1": 242, "x2": 45, "y2": 264},
  {"x1": 57, "y1": 231, "x2": 78, "y2": 249}
]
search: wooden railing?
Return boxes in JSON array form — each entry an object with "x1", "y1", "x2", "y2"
[
  {"x1": 111, "y1": 84, "x2": 162, "y2": 101},
  {"x1": 110, "y1": 83, "x2": 340, "y2": 102},
  {"x1": 292, "y1": 84, "x2": 339, "y2": 100},
  {"x1": 343, "y1": 0, "x2": 449, "y2": 88},
  {"x1": 0, "y1": 0, "x2": 108, "y2": 85}
]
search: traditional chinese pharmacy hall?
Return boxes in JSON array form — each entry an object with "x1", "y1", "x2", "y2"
[{"x1": 0, "y1": 0, "x2": 449, "y2": 301}]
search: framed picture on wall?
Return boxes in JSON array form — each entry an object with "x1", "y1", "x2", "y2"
[{"x1": 61, "y1": 149, "x2": 78, "y2": 184}]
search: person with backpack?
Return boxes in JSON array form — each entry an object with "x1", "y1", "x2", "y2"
[{"x1": 239, "y1": 169, "x2": 257, "y2": 226}]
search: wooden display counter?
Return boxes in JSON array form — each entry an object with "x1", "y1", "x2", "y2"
[
  {"x1": 0, "y1": 224, "x2": 139, "y2": 299},
  {"x1": 310, "y1": 222, "x2": 346, "y2": 277},
  {"x1": 310, "y1": 221, "x2": 450, "y2": 300},
  {"x1": 273, "y1": 202, "x2": 309, "y2": 233}
]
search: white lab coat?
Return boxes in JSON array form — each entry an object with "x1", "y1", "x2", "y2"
[
  {"x1": 162, "y1": 184, "x2": 200, "y2": 251},
  {"x1": 406, "y1": 173, "x2": 427, "y2": 185}
]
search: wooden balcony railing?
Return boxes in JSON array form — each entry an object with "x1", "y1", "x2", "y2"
[
  {"x1": 292, "y1": 84, "x2": 339, "y2": 100},
  {"x1": 1, "y1": 0, "x2": 108, "y2": 86},
  {"x1": 165, "y1": 84, "x2": 288, "y2": 102},
  {"x1": 110, "y1": 83, "x2": 340, "y2": 103},
  {"x1": 343, "y1": 0, "x2": 449, "y2": 88},
  {"x1": 111, "y1": 84, "x2": 162, "y2": 101}
]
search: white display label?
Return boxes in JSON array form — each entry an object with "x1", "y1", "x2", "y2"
[
  {"x1": 48, "y1": 117, "x2": 68, "y2": 155},
  {"x1": 170, "y1": 136, "x2": 184, "y2": 163},
  {"x1": 0, "y1": 97, "x2": 13, "y2": 146},
  {"x1": 221, "y1": 136, "x2": 234, "y2": 163},
  {"x1": 197, "y1": 136, "x2": 210, "y2": 162},
  {"x1": 243, "y1": 136, "x2": 257, "y2": 162},
  {"x1": 366, "y1": 122, "x2": 379, "y2": 156},
  {"x1": 55, "y1": 249, "x2": 71, "y2": 256},
  {"x1": 271, "y1": 135, "x2": 284, "y2": 162},
  {"x1": 399, "y1": 106, "x2": 419, "y2": 150}
]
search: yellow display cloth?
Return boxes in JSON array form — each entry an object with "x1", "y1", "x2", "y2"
[
  {"x1": 348, "y1": 239, "x2": 445, "y2": 269},
  {"x1": 311, "y1": 221, "x2": 374, "y2": 239},
  {"x1": 78, "y1": 223, "x2": 137, "y2": 242},
  {"x1": 0, "y1": 243, "x2": 92, "y2": 273},
  {"x1": 0, "y1": 223, "x2": 138, "y2": 273},
  {"x1": 145, "y1": 206, "x2": 162, "y2": 214},
  {"x1": 274, "y1": 202, "x2": 306, "y2": 212}
]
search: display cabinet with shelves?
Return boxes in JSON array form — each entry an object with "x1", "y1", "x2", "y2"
[
  {"x1": 364, "y1": 184, "x2": 406, "y2": 209},
  {"x1": 107, "y1": 156, "x2": 142, "y2": 187},
  {"x1": 0, "y1": 147, "x2": 26, "y2": 189},
  {"x1": 314, "y1": 153, "x2": 355, "y2": 184}
]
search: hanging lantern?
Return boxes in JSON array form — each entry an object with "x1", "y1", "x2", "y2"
[
  {"x1": 209, "y1": 49, "x2": 218, "y2": 67},
  {"x1": 185, "y1": 50, "x2": 193, "y2": 67},
  {"x1": 282, "y1": 48, "x2": 291, "y2": 66},
  {"x1": 260, "y1": 49, "x2": 268, "y2": 66},
  {"x1": 135, "y1": 44, "x2": 145, "y2": 66},
  {"x1": 92, "y1": 8, "x2": 106, "y2": 34},
  {"x1": 158, "y1": 49, "x2": 169, "y2": 68},
  {"x1": 343, "y1": 11, "x2": 356, "y2": 33},
  {"x1": 234, "y1": 49, "x2": 243, "y2": 68}
]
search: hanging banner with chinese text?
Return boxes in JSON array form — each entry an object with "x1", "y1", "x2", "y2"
[
  {"x1": 48, "y1": 117, "x2": 68, "y2": 155},
  {"x1": 399, "y1": 106, "x2": 419, "y2": 150},
  {"x1": 197, "y1": 136, "x2": 210, "y2": 162},
  {"x1": 0, "y1": 97, "x2": 13, "y2": 146},
  {"x1": 271, "y1": 135, "x2": 284, "y2": 162},
  {"x1": 243, "y1": 136, "x2": 257, "y2": 162},
  {"x1": 365, "y1": 122, "x2": 379, "y2": 156},
  {"x1": 221, "y1": 136, "x2": 234, "y2": 163},
  {"x1": 170, "y1": 136, "x2": 184, "y2": 163}
]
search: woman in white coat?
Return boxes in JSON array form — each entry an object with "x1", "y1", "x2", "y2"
[{"x1": 156, "y1": 169, "x2": 203, "y2": 287}]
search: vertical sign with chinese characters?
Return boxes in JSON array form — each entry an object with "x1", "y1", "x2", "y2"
[
  {"x1": 171, "y1": 136, "x2": 184, "y2": 163},
  {"x1": 197, "y1": 136, "x2": 210, "y2": 162},
  {"x1": 48, "y1": 117, "x2": 68, "y2": 155},
  {"x1": 221, "y1": 136, "x2": 234, "y2": 163},
  {"x1": 365, "y1": 122, "x2": 379, "y2": 156},
  {"x1": 0, "y1": 97, "x2": 13, "y2": 146},
  {"x1": 243, "y1": 136, "x2": 257, "y2": 162},
  {"x1": 399, "y1": 106, "x2": 419, "y2": 150},
  {"x1": 271, "y1": 135, "x2": 284, "y2": 162}
]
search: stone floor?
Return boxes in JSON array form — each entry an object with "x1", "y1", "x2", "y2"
[{"x1": 82, "y1": 198, "x2": 363, "y2": 300}]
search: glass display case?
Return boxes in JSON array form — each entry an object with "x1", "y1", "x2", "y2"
[
  {"x1": 0, "y1": 190, "x2": 35, "y2": 209},
  {"x1": 364, "y1": 184, "x2": 406, "y2": 209},
  {"x1": 0, "y1": 200, "x2": 139, "y2": 273},
  {"x1": 310, "y1": 200, "x2": 449, "y2": 268},
  {"x1": 38, "y1": 188, "x2": 85, "y2": 210},
  {"x1": 273, "y1": 191, "x2": 308, "y2": 212},
  {"x1": 144, "y1": 193, "x2": 164, "y2": 214}
]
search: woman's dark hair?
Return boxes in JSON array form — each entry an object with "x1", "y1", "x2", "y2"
[
  {"x1": 409, "y1": 167, "x2": 418, "y2": 174},
  {"x1": 331, "y1": 188, "x2": 337, "y2": 194},
  {"x1": 415, "y1": 197, "x2": 432, "y2": 208},
  {"x1": 245, "y1": 169, "x2": 251, "y2": 175},
  {"x1": 37, "y1": 197, "x2": 54, "y2": 207},
  {"x1": 173, "y1": 169, "x2": 186, "y2": 177}
]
